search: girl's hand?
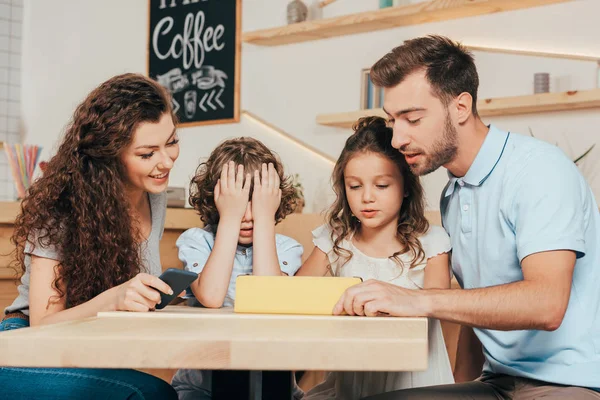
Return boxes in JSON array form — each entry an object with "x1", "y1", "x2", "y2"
[
  {"x1": 114, "y1": 273, "x2": 173, "y2": 312},
  {"x1": 252, "y1": 163, "x2": 281, "y2": 223},
  {"x1": 214, "y1": 161, "x2": 252, "y2": 222}
]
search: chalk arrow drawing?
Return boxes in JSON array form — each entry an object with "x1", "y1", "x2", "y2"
[
  {"x1": 198, "y1": 89, "x2": 226, "y2": 112},
  {"x1": 172, "y1": 98, "x2": 180, "y2": 114},
  {"x1": 214, "y1": 88, "x2": 225, "y2": 108},
  {"x1": 206, "y1": 90, "x2": 217, "y2": 110},
  {"x1": 199, "y1": 92, "x2": 209, "y2": 112}
]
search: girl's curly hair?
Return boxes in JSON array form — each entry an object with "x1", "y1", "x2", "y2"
[
  {"x1": 327, "y1": 116, "x2": 429, "y2": 274},
  {"x1": 11, "y1": 73, "x2": 174, "y2": 309},
  {"x1": 189, "y1": 137, "x2": 297, "y2": 226}
]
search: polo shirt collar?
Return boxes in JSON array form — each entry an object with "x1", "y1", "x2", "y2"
[{"x1": 444, "y1": 125, "x2": 510, "y2": 197}]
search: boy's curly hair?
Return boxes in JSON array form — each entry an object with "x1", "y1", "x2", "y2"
[{"x1": 189, "y1": 137, "x2": 297, "y2": 226}]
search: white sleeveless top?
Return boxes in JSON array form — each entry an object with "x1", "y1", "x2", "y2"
[{"x1": 306, "y1": 224, "x2": 455, "y2": 400}]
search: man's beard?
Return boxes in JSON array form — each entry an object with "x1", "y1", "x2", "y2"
[{"x1": 409, "y1": 113, "x2": 458, "y2": 176}]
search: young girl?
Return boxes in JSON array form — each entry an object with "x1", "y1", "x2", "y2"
[
  {"x1": 0, "y1": 73, "x2": 179, "y2": 399},
  {"x1": 297, "y1": 116, "x2": 454, "y2": 400},
  {"x1": 171, "y1": 137, "x2": 304, "y2": 399}
]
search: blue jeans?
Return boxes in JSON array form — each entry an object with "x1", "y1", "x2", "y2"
[
  {"x1": 0, "y1": 316, "x2": 178, "y2": 400},
  {"x1": 0, "y1": 316, "x2": 29, "y2": 331}
]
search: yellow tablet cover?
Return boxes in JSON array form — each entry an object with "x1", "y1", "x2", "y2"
[{"x1": 234, "y1": 275, "x2": 362, "y2": 315}]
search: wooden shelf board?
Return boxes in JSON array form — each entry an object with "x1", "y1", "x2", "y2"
[
  {"x1": 317, "y1": 88, "x2": 600, "y2": 128},
  {"x1": 466, "y1": 45, "x2": 600, "y2": 62},
  {"x1": 243, "y1": 0, "x2": 573, "y2": 46}
]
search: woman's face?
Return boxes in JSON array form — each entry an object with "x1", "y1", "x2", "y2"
[{"x1": 120, "y1": 113, "x2": 180, "y2": 194}]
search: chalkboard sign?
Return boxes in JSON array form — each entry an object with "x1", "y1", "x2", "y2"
[{"x1": 148, "y1": 0, "x2": 241, "y2": 127}]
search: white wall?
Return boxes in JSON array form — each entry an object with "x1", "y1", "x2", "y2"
[
  {"x1": 0, "y1": 0, "x2": 23, "y2": 201},
  {"x1": 21, "y1": 0, "x2": 600, "y2": 211}
]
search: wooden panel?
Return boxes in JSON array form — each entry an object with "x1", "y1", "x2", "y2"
[
  {"x1": 317, "y1": 89, "x2": 600, "y2": 128},
  {"x1": 160, "y1": 230, "x2": 185, "y2": 271},
  {"x1": 164, "y1": 208, "x2": 202, "y2": 230},
  {"x1": 0, "y1": 226, "x2": 16, "y2": 274},
  {"x1": 243, "y1": 0, "x2": 572, "y2": 46},
  {"x1": 0, "y1": 202, "x2": 20, "y2": 224},
  {"x1": 441, "y1": 320, "x2": 460, "y2": 371},
  {"x1": 0, "y1": 279, "x2": 19, "y2": 314},
  {"x1": 0, "y1": 307, "x2": 429, "y2": 371},
  {"x1": 138, "y1": 368, "x2": 177, "y2": 383},
  {"x1": 0, "y1": 202, "x2": 201, "y2": 231},
  {"x1": 275, "y1": 213, "x2": 325, "y2": 262}
]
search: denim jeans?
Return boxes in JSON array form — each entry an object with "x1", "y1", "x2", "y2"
[
  {"x1": 0, "y1": 316, "x2": 178, "y2": 400},
  {"x1": 0, "y1": 316, "x2": 29, "y2": 331}
]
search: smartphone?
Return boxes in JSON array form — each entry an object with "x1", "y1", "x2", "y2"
[{"x1": 156, "y1": 268, "x2": 198, "y2": 309}]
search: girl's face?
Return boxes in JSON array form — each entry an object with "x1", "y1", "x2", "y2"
[
  {"x1": 343, "y1": 151, "x2": 405, "y2": 231},
  {"x1": 120, "y1": 113, "x2": 180, "y2": 194}
]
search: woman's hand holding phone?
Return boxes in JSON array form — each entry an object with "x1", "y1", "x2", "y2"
[{"x1": 114, "y1": 272, "x2": 173, "y2": 312}]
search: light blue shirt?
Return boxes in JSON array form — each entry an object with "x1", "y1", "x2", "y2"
[
  {"x1": 177, "y1": 226, "x2": 304, "y2": 307},
  {"x1": 441, "y1": 125, "x2": 600, "y2": 389}
]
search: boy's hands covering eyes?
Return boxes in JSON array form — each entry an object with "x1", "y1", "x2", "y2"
[
  {"x1": 214, "y1": 161, "x2": 251, "y2": 223},
  {"x1": 252, "y1": 163, "x2": 281, "y2": 223}
]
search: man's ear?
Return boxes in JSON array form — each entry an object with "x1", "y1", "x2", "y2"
[{"x1": 455, "y1": 92, "x2": 474, "y2": 124}]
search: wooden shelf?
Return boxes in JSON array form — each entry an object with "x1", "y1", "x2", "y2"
[
  {"x1": 466, "y1": 45, "x2": 599, "y2": 62},
  {"x1": 316, "y1": 88, "x2": 600, "y2": 128},
  {"x1": 243, "y1": 0, "x2": 573, "y2": 46}
]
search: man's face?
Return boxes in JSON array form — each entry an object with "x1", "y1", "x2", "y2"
[{"x1": 383, "y1": 70, "x2": 458, "y2": 176}]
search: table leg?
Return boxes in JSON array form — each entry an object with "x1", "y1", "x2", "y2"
[
  {"x1": 262, "y1": 370, "x2": 293, "y2": 400},
  {"x1": 212, "y1": 370, "x2": 251, "y2": 400}
]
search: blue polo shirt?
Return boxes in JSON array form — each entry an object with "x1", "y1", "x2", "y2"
[{"x1": 441, "y1": 125, "x2": 600, "y2": 389}]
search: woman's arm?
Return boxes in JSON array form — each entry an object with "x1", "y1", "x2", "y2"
[
  {"x1": 295, "y1": 247, "x2": 331, "y2": 276},
  {"x1": 29, "y1": 256, "x2": 172, "y2": 326},
  {"x1": 423, "y1": 253, "x2": 451, "y2": 289}
]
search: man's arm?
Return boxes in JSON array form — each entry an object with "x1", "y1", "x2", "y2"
[
  {"x1": 334, "y1": 249, "x2": 575, "y2": 331},
  {"x1": 425, "y1": 250, "x2": 575, "y2": 331}
]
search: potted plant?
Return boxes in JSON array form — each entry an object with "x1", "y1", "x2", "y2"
[
  {"x1": 529, "y1": 128, "x2": 595, "y2": 166},
  {"x1": 291, "y1": 173, "x2": 305, "y2": 213}
]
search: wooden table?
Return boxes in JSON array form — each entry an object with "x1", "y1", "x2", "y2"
[{"x1": 0, "y1": 307, "x2": 428, "y2": 398}]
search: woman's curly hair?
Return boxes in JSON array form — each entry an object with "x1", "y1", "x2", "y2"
[
  {"x1": 327, "y1": 116, "x2": 429, "y2": 274},
  {"x1": 189, "y1": 137, "x2": 297, "y2": 226},
  {"x1": 11, "y1": 73, "x2": 174, "y2": 309}
]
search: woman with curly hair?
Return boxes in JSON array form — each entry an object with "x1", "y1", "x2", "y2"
[
  {"x1": 171, "y1": 137, "x2": 304, "y2": 399},
  {"x1": 297, "y1": 116, "x2": 454, "y2": 400},
  {"x1": 0, "y1": 73, "x2": 180, "y2": 399}
]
